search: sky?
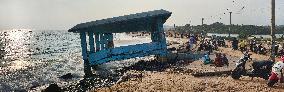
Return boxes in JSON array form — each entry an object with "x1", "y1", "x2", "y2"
[{"x1": 0, "y1": 0, "x2": 284, "y2": 30}]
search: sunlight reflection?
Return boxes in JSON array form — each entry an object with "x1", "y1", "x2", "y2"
[
  {"x1": 9, "y1": 60, "x2": 33, "y2": 70},
  {"x1": 3, "y1": 29, "x2": 33, "y2": 70}
]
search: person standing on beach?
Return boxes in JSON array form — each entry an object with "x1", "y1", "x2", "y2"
[
  {"x1": 189, "y1": 35, "x2": 196, "y2": 50},
  {"x1": 194, "y1": 34, "x2": 199, "y2": 41},
  {"x1": 275, "y1": 43, "x2": 279, "y2": 56},
  {"x1": 232, "y1": 37, "x2": 238, "y2": 50},
  {"x1": 258, "y1": 43, "x2": 265, "y2": 54},
  {"x1": 250, "y1": 39, "x2": 256, "y2": 52},
  {"x1": 207, "y1": 40, "x2": 213, "y2": 54},
  {"x1": 239, "y1": 40, "x2": 247, "y2": 52}
]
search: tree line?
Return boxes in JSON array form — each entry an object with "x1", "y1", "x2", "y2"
[{"x1": 173, "y1": 22, "x2": 284, "y2": 35}]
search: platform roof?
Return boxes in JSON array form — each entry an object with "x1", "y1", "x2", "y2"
[{"x1": 68, "y1": 9, "x2": 172, "y2": 33}]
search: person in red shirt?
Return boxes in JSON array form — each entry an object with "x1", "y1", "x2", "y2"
[{"x1": 214, "y1": 53, "x2": 223, "y2": 67}]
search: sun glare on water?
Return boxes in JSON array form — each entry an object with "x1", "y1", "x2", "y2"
[{"x1": 3, "y1": 29, "x2": 34, "y2": 70}]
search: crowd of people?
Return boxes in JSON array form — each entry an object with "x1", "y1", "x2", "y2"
[
  {"x1": 187, "y1": 35, "x2": 229, "y2": 67},
  {"x1": 171, "y1": 32, "x2": 284, "y2": 87},
  {"x1": 231, "y1": 37, "x2": 284, "y2": 56},
  {"x1": 195, "y1": 36, "x2": 226, "y2": 53}
]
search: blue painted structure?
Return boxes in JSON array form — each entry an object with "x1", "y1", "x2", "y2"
[{"x1": 68, "y1": 9, "x2": 172, "y2": 76}]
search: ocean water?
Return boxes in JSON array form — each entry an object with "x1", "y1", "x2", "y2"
[
  {"x1": 0, "y1": 29, "x2": 151, "y2": 91},
  {"x1": 207, "y1": 33, "x2": 239, "y2": 38},
  {"x1": 207, "y1": 33, "x2": 284, "y2": 39}
]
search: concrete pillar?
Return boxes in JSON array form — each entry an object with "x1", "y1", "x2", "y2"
[
  {"x1": 80, "y1": 32, "x2": 92, "y2": 77},
  {"x1": 156, "y1": 18, "x2": 167, "y2": 55},
  {"x1": 80, "y1": 32, "x2": 88, "y2": 60}
]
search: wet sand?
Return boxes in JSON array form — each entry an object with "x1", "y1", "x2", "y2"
[{"x1": 94, "y1": 37, "x2": 284, "y2": 92}]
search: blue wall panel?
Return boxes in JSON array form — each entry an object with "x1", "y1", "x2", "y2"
[{"x1": 89, "y1": 42, "x2": 166, "y2": 65}]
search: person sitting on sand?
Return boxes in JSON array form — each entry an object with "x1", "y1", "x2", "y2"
[
  {"x1": 214, "y1": 53, "x2": 223, "y2": 67},
  {"x1": 212, "y1": 39, "x2": 218, "y2": 50},
  {"x1": 219, "y1": 38, "x2": 226, "y2": 47},
  {"x1": 202, "y1": 52, "x2": 211, "y2": 65},
  {"x1": 222, "y1": 54, "x2": 229, "y2": 66},
  {"x1": 258, "y1": 44, "x2": 266, "y2": 54}
]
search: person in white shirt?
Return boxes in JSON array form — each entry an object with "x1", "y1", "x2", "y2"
[{"x1": 268, "y1": 56, "x2": 284, "y2": 87}]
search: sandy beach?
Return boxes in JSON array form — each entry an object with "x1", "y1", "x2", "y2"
[
  {"x1": 2, "y1": 0, "x2": 284, "y2": 91},
  {"x1": 94, "y1": 37, "x2": 284, "y2": 92}
]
